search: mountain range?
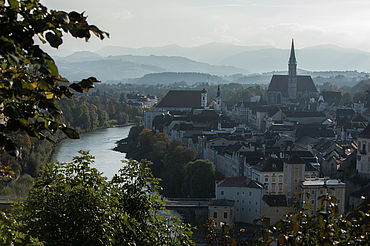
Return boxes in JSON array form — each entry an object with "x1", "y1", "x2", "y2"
[{"x1": 53, "y1": 43, "x2": 370, "y2": 83}]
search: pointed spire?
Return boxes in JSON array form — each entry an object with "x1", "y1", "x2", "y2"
[
  {"x1": 289, "y1": 39, "x2": 296, "y2": 64},
  {"x1": 217, "y1": 85, "x2": 220, "y2": 97}
]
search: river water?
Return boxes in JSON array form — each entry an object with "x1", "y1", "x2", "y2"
[
  {"x1": 53, "y1": 125, "x2": 184, "y2": 221},
  {"x1": 53, "y1": 126, "x2": 132, "y2": 178}
]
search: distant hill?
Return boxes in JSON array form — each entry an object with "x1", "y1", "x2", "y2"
[
  {"x1": 96, "y1": 43, "x2": 271, "y2": 64},
  {"x1": 92, "y1": 43, "x2": 370, "y2": 73},
  {"x1": 131, "y1": 72, "x2": 226, "y2": 85},
  {"x1": 220, "y1": 45, "x2": 370, "y2": 72},
  {"x1": 351, "y1": 79, "x2": 370, "y2": 94},
  {"x1": 54, "y1": 53, "x2": 248, "y2": 82}
]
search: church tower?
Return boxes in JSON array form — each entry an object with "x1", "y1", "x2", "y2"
[
  {"x1": 201, "y1": 88, "x2": 207, "y2": 107},
  {"x1": 216, "y1": 85, "x2": 221, "y2": 112},
  {"x1": 288, "y1": 39, "x2": 297, "y2": 99}
]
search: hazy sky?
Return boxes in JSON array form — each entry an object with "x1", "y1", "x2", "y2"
[{"x1": 43, "y1": 0, "x2": 370, "y2": 53}]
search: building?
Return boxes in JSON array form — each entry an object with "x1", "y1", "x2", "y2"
[
  {"x1": 216, "y1": 177, "x2": 264, "y2": 224},
  {"x1": 208, "y1": 199, "x2": 235, "y2": 229},
  {"x1": 357, "y1": 124, "x2": 370, "y2": 178},
  {"x1": 283, "y1": 156, "x2": 306, "y2": 203},
  {"x1": 266, "y1": 40, "x2": 318, "y2": 105},
  {"x1": 261, "y1": 195, "x2": 291, "y2": 226},
  {"x1": 251, "y1": 158, "x2": 285, "y2": 195},
  {"x1": 144, "y1": 89, "x2": 207, "y2": 128},
  {"x1": 301, "y1": 178, "x2": 346, "y2": 215}
]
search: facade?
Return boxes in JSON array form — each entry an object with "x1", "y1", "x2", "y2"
[
  {"x1": 357, "y1": 124, "x2": 370, "y2": 178},
  {"x1": 261, "y1": 195, "x2": 291, "y2": 226},
  {"x1": 215, "y1": 177, "x2": 264, "y2": 224},
  {"x1": 144, "y1": 89, "x2": 207, "y2": 128},
  {"x1": 267, "y1": 40, "x2": 318, "y2": 105},
  {"x1": 208, "y1": 200, "x2": 235, "y2": 229},
  {"x1": 301, "y1": 178, "x2": 346, "y2": 215},
  {"x1": 283, "y1": 156, "x2": 306, "y2": 203}
]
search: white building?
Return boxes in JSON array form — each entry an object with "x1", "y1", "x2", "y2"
[
  {"x1": 301, "y1": 178, "x2": 346, "y2": 215},
  {"x1": 357, "y1": 124, "x2": 370, "y2": 179},
  {"x1": 216, "y1": 176, "x2": 264, "y2": 224}
]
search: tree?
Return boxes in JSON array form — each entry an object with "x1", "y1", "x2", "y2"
[
  {"x1": 0, "y1": 151, "x2": 194, "y2": 245},
  {"x1": 162, "y1": 143, "x2": 197, "y2": 197},
  {"x1": 256, "y1": 194, "x2": 370, "y2": 246},
  {"x1": 0, "y1": 0, "x2": 109, "y2": 155},
  {"x1": 183, "y1": 159, "x2": 215, "y2": 198}
]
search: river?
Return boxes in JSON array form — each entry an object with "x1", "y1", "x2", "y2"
[{"x1": 53, "y1": 126, "x2": 132, "y2": 178}]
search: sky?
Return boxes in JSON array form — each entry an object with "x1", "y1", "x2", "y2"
[{"x1": 43, "y1": 0, "x2": 370, "y2": 54}]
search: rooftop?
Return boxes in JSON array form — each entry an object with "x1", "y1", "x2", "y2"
[
  {"x1": 302, "y1": 178, "x2": 345, "y2": 187},
  {"x1": 156, "y1": 90, "x2": 203, "y2": 108}
]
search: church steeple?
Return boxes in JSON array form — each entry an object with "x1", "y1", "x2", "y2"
[
  {"x1": 288, "y1": 39, "x2": 297, "y2": 77},
  {"x1": 216, "y1": 85, "x2": 221, "y2": 112}
]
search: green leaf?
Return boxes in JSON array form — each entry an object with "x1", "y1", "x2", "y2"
[
  {"x1": 69, "y1": 83, "x2": 83, "y2": 93},
  {"x1": 62, "y1": 127, "x2": 80, "y2": 139},
  {"x1": 45, "y1": 57, "x2": 59, "y2": 77},
  {"x1": 45, "y1": 32, "x2": 63, "y2": 48},
  {"x1": 8, "y1": 0, "x2": 19, "y2": 11}
]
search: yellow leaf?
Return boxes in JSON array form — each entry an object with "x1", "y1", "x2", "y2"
[{"x1": 45, "y1": 91, "x2": 54, "y2": 99}]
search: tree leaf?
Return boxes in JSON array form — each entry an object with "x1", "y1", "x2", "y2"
[
  {"x1": 62, "y1": 127, "x2": 79, "y2": 139},
  {"x1": 45, "y1": 32, "x2": 63, "y2": 48}
]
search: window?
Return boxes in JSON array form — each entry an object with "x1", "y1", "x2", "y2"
[
  {"x1": 221, "y1": 191, "x2": 224, "y2": 195},
  {"x1": 237, "y1": 200, "x2": 239, "y2": 203},
  {"x1": 237, "y1": 192, "x2": 239, "y2": 195},
  {"x1": 249, "y1": 192, "x2": 252, "y2": 196},
  {"x1": 213, "y1": 212, "x2": 217, "y2": 218},
  {"x1": 279, "y1": 183, "x2": 283, "y2": 192},
  {"x1": 338, "y1": 199, "x2": 340, "y2": 203},
  {"x1": 272, "y1": 177, "x2": 276, "y2": 182},
  {"x1": 265, "y1": 177, "x2": 268, "y2": 182},
  {"x1": 311, "y1": 200, "x2": 314, "y2": 204},
  {"x1": 320, "y1": 190, "x2": 323, "y2": 195},
  {"x1": 224, "y1": 212, "x2": 228, "y2": 219},
  {"x1": 311, "y1": 190, "x2": 314, "y2": 195},
  {"x1": 279, "y1": 176, "x2": 283, "y2": 183}
]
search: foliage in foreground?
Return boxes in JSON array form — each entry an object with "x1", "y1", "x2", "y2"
[
  {"x1": 0, "y1": 151, "x2": 194, "y2": 245},
  {"x1": 256, "y1": 194, "x2": 369, "y2": 246},
  {"x1": 0, "y1": 0, "x2": 108, "y2": 155}
]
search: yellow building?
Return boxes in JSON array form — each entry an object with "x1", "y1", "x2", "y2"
[
  {"x1": 261, "y1": 195, "x2": 291, "y2": 226},
  {"x1": 208, "y1": 200, "x2": 235, "y2": 229},
  {"x1": 283, "y1": 156, "x2": 306, "y2": 204},
  {"x1": 301, "y1": 178, "x2": 346, "y2": 215}
]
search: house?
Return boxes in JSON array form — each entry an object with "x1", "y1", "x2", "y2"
[
  {"x1": 357, "y1": 124, "x2": 370, "y2": 179},
  {"x1": 144, "y1": 89, "x2": 208, "y2": 128},
  {"x1": 301, "y1": 178, "x2": 346, "y2": 215},
  {"x1": 251, "y1": 158, "x2": 285, "y2": 195},
  {"x1": 261, "y1": 195, "x2": 291, "y2": 226},
  {"x1": 208, "y1": 199, "x2": 235, "y2": 229},
  {"x1": 283, "y1": 156, "x2": 306, "y2": 204},
  {"x1": 266, "y1": 40, "x2": 318, "y2": 105},
  {"x1": 216, "y1": 177, "x2": 264, "y2": 224}
]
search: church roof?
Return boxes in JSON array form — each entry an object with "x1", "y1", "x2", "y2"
[
  {"x1": 268, "y1": 75, "x2": 318, "y2": 97},
  {"x1": 156, "y1": 90, "x2": 203, "y2": 108}
]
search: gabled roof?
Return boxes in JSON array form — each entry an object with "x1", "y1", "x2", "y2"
[
  {"x1": 156, "y1": 90, "x2": 203, "y2": 108},
  {"x1": 254, "y1": 158, "x2": 284, "y2": 172},
  {"x1": 262, "y1": 195, "x2": 288, "y2": 207},
  {"x1": 218, "y1": 177, "x2": 264, "y2": 189},
  {"x1": 268, "y1": 75, "x2": 318, "y2": 97}
]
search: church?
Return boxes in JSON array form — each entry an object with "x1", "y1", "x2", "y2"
[{"x1": 266, "y1": 40, "x2": 318, "y2": 105}]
